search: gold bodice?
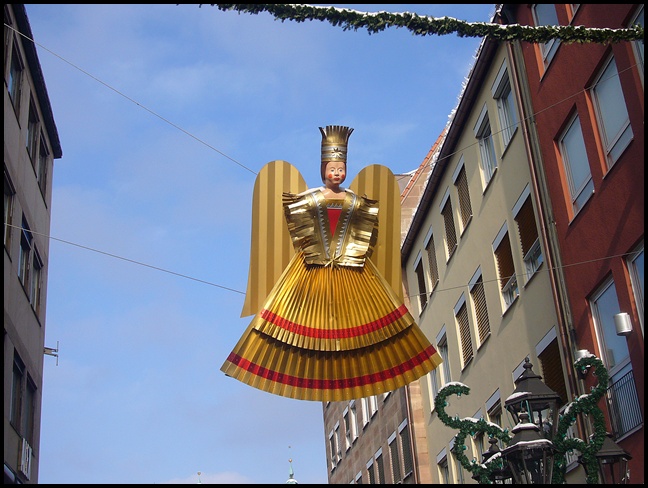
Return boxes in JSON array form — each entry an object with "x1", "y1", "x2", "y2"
[{"x1": 283, "y1": 189, "x2": 378, "y2": 267}]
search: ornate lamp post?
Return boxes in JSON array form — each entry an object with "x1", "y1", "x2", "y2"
[
  {"x1": 472, "y1": 437, "x2": 513, "y2": 484},
  {"x1": 435, "y1": 353, "x2": 622, "y2": 484},
  {"x1": 504, "y1": 357, "x2": 561, "y2": 441},
  {"x1": 502, "y1": 411, "x2": 556, "y2": 484},
  {"x1": 583, "y1": 432, "x2": 632, "y2": 484}
]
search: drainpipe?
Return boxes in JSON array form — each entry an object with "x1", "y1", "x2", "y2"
[{"x1": 504, "y1": 38, "x2": 586, "y2": 419}]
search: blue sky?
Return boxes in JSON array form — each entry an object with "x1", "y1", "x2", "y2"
[{"x1": 25, "y1": 4, "x2": 495, "y2": 484}]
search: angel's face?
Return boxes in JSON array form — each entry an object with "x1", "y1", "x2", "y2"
[{"x1": 324, "y1": 161, "x2": 347, "y2": 187}]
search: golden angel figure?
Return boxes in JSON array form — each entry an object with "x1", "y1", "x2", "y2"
[{"x1": 221, "y1": 125, "x2": 442, "y2": 401}]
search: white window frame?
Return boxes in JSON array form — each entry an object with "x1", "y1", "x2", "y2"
[
  {"x1": 474, "y1": 104, "x2": 497, "y2": 187},
  {"x1": 533, "y1": 4, "x2": 561, "y2": 67},
  {"x1": 437, "y1": 448, "x2": 449, "y2": 484},
  {"x1": 493, "y1": 222, "x2": 519, "y2": 309},
  {"x1": 513, "y1": 184, "x2": 544, "y2": 281},
  {"x1": 591, "y1": 55, "x2": 633, "y2": 168},
  {"x1": 626, "y1": 243, "x2": 644, "y2": 337},
  {"x1": 559, "y1": 113, "x2": 594, "y2": 215},
  {"x1": 492, "y1": 59, "x2": 518, "y2": 148}
]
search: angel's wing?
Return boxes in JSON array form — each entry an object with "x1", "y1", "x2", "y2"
[
  {"x1": 350, "y1": 164, "x2": 403, "y2": 302},
  {"x1": 240, "y1": 160, "x2": 308, "y2": 317}
]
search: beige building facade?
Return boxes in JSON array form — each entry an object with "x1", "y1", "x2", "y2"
[{"x1": 401, "y1": 32, "x2": 582, "y2": 484}]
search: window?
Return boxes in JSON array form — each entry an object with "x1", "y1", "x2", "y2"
[
  {"x1": 17, "y1": 216, "x2": 42, "y2": 312},
  {"x1": 559, "y1": 113, "x2": 594, "y2": 214},
  {"x1": 591, "y1": 55, "x2": 633, "y2": 167},
  {"x1": 493, "y1": 223, "x2": 518, "y2": 308},
  {"x1": 427, "y1": 368, "x2": 439, "y2": 412},
  {"x1": 591, "y1": 278, "x2": 642, "y2": 437},
  {"x1": 388, "y1": 432, "x2": 402, "y2": 483},
  {"x1": 591, "y1": 280, "x2": 629, "y2": 377},
  {"x1": 343, "y1": 401, "x2": 358, "y2": 450},
  {"x1": 451, "y1": 444, "x2": 465, "y2": 483},
  {"x1": 375, "y1": 449, "x2": 385, "y2": 485},
  {"x1": 455, "y1": 294, "x2": 473, "y2": 366},
  {"x1": 473, "y1": 433, "x2": 485, "y2": 464},
  {"x1": 537, "y1": 335, "x2": 568, "y2": 406},
  {"x1": 453, "y1": 161, "x2": 472, "y2": 232},
  {"x1": 19, "y1": 217, "x2": 33, "y2": 289},
  {"x1": 4, "y1": 167, "x2": 16, "y2": 249},
  {"x1": 514, "y1": 186, "x2": 543, "y2": 281},
  {"x1": 11, "y1": 353, "x2": 26, "y2": 428},
  {"x1": 10, "y1": 350, "x2": 36, "y2": 446},
  {"x1": 486, "y1": 391, "x2": 504, "y2": 446},
  {"x1": 437, "y1": 450, "x2": 449, "y2": 484},
  {"x1": 23, "y1": 377, "x2": 36, "y2": 446},
  {"x1": 26, "y1": 99, "x2": 40, "y2": 160},
  {"x1": 329, "y1": 423, "x2": 341, "y2": 470},
  {"x1": 9, "y1": 41, "x2": 23, "y2": 110},
  {"x1": 437, "y1": 329, "x2": 452, "y2": 384},
  {"x1": 30, "y1": 249, "x2": 43, "y2": 314},
  {"x1": 367, "y1": 459, "x2": 376, "y2": 484},
  {"x1": 36, "y1": 135, "x2": 49, "y2": 195},
  {"x1": 424, "y1": 227, "x2": 439, "y2": 291},
  {"x1": 440, "y1": 189, "x2": 457, "y2": 259},
  {"x1": 334, "y1": 422, "x2": 341, "y2": 463},
  {"x1": 399, "y1": 419, "x2": 414, "y2": 478},
  {"x1": 361, "y1": 395, "x2": 378, "y2": 426},
  {"x1": 630, "y1": 6, "x2": 644, "y2": 84},
  {"x1": 414, "y1": 252, "x2": 428, "y2": 312},
  {"x1": 470, "y1": 268, "x2": 490, "y2": 345},
  {"x1": 533, "y1": 4, "x2": 561, "y2": 66},
  {"x1": 492, "y1": 60, "x2": 518, "y2": 147},
  {"x1": 627, "y1": 243, "x2": 644, "y2": 336},
  {"x1": 474, "y1": 106, "x2": 497, "y2": 186},
  {"x1": 354, "y1": 471, "x2": 362, "y2": 484}
]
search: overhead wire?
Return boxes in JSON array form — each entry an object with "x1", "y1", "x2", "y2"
[
  {"x1": 5, "y1": 222, "x2": 637, "y2": 302},
  {"x1": 5, "y1": 23, "x2": 258, "y2": 176},
  {"x1": 4, "y1": 15, "x2": 642, "y2": 302}
]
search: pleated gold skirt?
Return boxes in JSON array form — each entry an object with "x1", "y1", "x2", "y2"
[{"x1": 221, "y1": 252, "x2": 442, "y2": 401}]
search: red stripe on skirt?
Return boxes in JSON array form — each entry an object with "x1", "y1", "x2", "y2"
[
  {"x1": 259, "y1": 304, "x2": 409, "y2": 339},
  {"x1": 225, "y1": 345, "x2": 437, "y2": 390}
]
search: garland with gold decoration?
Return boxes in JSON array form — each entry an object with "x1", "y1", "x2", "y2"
[{"x1": 207, "y1": 4, "x2": 644, "y2": 44}]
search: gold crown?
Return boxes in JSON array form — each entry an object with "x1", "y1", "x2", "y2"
[{"x1": 319, "y1": 125, "x2": 354, "y2": 163}]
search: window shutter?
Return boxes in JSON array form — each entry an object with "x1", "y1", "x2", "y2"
[
  {"x1": 516, "y1": 198, "x2": 538, "y2": 256},
  {"x1": 538, "y1": 339, "x2": 568, "y2": 405},
  {"x1": 457, "y1": 304, "x2": 473, "y2": 364},
  {"x1": 471, "y1": 277, "x2": 490, "y2": 342},
  {"x1": 426, "y1": 234, "x2": 439, "y2": 286},
  {"x1": 442, "y1": 201, "x2": 457, "y2": 254},
  {"x1": 494, "y1": 233, "x2": 515, "y2": 289},
  {"x1": 456, "y1": 166, "x2": 472, "y2": 227}
]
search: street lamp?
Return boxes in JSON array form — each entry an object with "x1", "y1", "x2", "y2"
[
  {"x1": 580, "y1": 432, "x2": 632, "y2": 484},
  {"x1": 502, "y1": 410, "x2": 557, "y2": 484},
  {"x1": 504, "y1": 357, "x2": 561, "y2": 441},
  {"x1": 475, "y1": 436, "x2": 513, "y2": 484},
  {"x1": 435, "y1": 354, "x2": 622, "y2": 484}
]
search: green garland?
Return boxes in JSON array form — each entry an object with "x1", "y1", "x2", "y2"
[
  {"x1": 435, "y1": 355, "x2": 612, "y2": 484},
  {"x1": 207, "y1": 4, "x2": 644, "y2": 44},
  {"x1": 435, "y1": 383, "x2": 511, "y2": 484},
  {"x1": 552, "y1": 355, "x2": 609, "y2": 484}
]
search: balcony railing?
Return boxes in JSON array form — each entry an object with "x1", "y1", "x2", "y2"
[{"x1": 607, "y1": 368, "x2": 643, "y2": 438}]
